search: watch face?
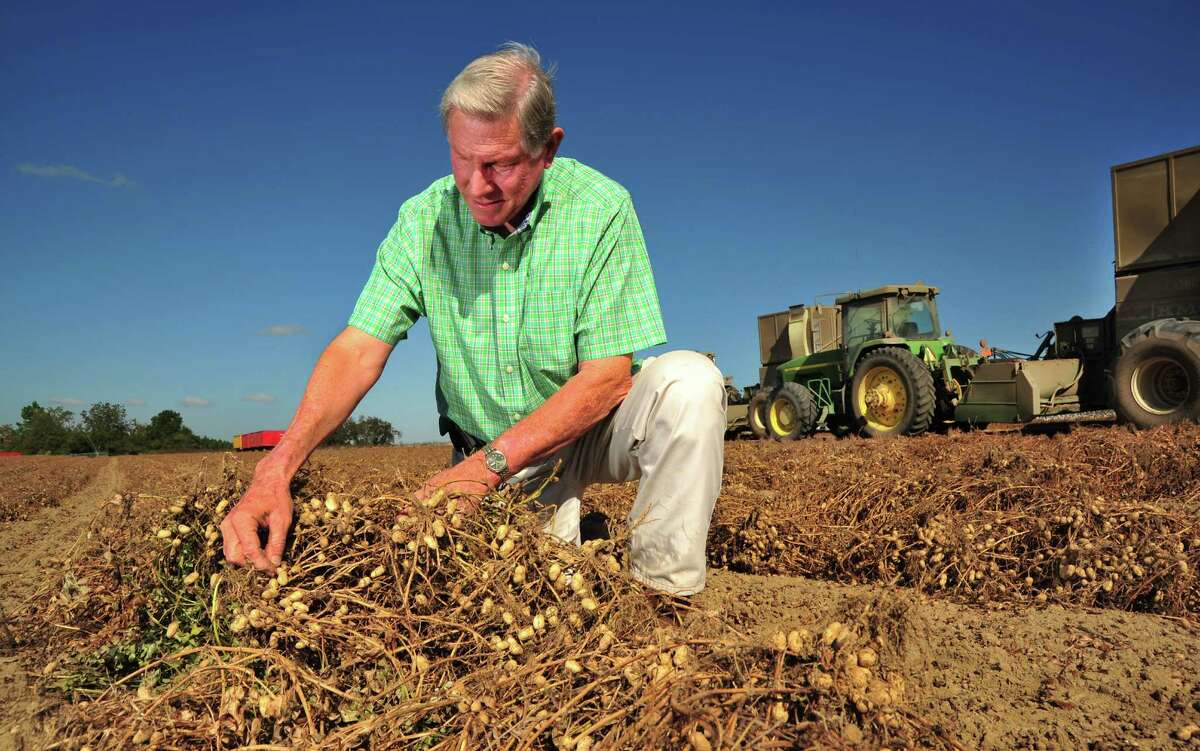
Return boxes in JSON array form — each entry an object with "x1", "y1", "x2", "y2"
[{"x1": 485, "y1": 448, "x2": 507, "y2": 474}]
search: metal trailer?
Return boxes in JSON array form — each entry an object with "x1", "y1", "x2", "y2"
[
  {"x1": 1112, "y1": 145, "x2": 1200, "y2": 338},
  {"x1": 234, "y1": 431, "x2": 285, "y2": 451},
  {"x1": 1107, "y1": 144, "x2": 1200, "y2": 426},
  {"x1": 729, "y1": 303, "x2": 844, "y2": 438}
]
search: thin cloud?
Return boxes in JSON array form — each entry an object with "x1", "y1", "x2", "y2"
[
  {"x1": 50, "y1": 397, "x2": 86, "y2": 407},
  {"x1": 182, "y1": 396, "x2": 211, "y2": 407},
  {"x1": 125, "y1": 398, "x2": 147, "y2": 406},
  {"x1": 242, "y1": 393, "x2": 276, "y2": 403},
  {"x1": 259, "y1": 324, "x2": 307, "y2": 337},
  {"x1": 18, "y1": 163, "x2": 134, "y2": 188}
]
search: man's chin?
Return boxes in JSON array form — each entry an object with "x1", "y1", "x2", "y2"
[{"x1": 469, "y1": 204, "x2": 510, "y2": 227}]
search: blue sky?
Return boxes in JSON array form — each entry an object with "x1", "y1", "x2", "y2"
[{"x1": 2, "y1": 1, "x2": 1198, "y2": 442}]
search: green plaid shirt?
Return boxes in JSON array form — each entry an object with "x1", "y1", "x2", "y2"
[{"x1": 348, "y1": 158, "x2": 667, "y2": 441}]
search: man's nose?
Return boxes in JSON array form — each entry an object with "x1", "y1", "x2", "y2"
[{"x1": 469, "y1": 168, "x2": 496, "y2": 196}]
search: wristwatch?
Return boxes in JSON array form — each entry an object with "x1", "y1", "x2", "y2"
[{"x1": 481, "y1": 443, "x2": 510, "y2": 478}]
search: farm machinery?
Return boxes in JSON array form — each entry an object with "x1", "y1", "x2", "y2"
[
  {"x1": 738, "y1": 284, "x2": 983, "y2": 439},
  {"x1": 737, "y1": 143, "x2": 1200, "y2": 440}
]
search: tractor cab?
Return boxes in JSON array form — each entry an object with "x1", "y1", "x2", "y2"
[{"x1": 836, "y1": 284, "x2": 943, "y2": 353}]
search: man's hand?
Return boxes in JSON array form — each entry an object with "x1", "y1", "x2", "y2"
[
  {"x1": 220, "y1": 478, "x2": 294, "y2": 572},
  {"x1": 415, "y1": 452, "x2": 501, "y2": 510},
  {"x1": 217, "y1": 327, "x2": 393, "y2": 572}
]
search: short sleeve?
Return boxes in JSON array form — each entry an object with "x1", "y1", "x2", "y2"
[
  {"x1": 347, "y1": 209, "x2": 426, "y2": 345},
  {"x1": 574, "y1": 196, "x2": 667, "y2": 361}
]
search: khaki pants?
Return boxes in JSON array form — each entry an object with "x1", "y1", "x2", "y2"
[{"x1": 458, "y1": 350, "x2": 727, "y2": 595}]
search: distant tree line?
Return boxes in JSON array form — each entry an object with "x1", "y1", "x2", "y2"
[
  {"x1": 322, "y1": 415, "x2": 399, "y2": 447},
  {"x1": 0, "y1": 402, "x2": 231, "y2": 455}
]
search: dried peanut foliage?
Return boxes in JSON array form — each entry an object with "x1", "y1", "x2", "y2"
[
  {"x1": 706, "y1": 423, "x2": 1200, "y2": 615},
  {"x1": 114, "y1": 453, "x2": 222, "y2": 497},
  {"x1": 0, "y1": 455, "x2": 105, "y2": 523},
  {"x1": 26, "y1": 459, "x2": 950, "y2": 750}
]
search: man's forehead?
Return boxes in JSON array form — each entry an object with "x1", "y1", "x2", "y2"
[
  {"x1": 450, "y1": 139, "x2": 525, "y2": 161},
  {"x1": 448, "y1": 111, "x2": 524, "y2": 148}
]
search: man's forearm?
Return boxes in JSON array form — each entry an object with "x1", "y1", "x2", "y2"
[
  {"x1": 256, "y1": 328, "x2": 392, "y2": 483},
  {"x1": 491, "y1": 356, "x2": 631, "y2": 475}
]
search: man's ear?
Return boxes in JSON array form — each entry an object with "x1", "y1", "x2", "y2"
[{"x1": 542, "y1": 127, "x2": 565, "y2": 167}]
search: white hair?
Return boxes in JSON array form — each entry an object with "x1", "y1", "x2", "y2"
[{"x1": 440, "y1": 42, "x2": 557, "y2": 154}]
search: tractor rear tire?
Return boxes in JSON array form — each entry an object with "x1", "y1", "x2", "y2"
[
  {"x1": 747, "y1": 390, "x2": 771, "y2": 439},
  {"x1": 850, "y1": 347, "x2": 935, "y2": 437},
  {"x1": 766, "y1": 382, "x2": 819, "y2": 441},
  {"x1": 1113, "y1": 328, "x2": 1200, "y2": 429}
]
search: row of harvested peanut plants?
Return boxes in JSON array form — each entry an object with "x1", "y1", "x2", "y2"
[
  {"x1": 25, "y1": 461, "x2": 939, "y2": 750},
  {"x1": 706, "y1": 423, "x2": 1200, "y2": 616}
]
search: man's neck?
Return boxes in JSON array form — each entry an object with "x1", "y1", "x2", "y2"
[{"x1": 485, "y1": 184, "x2": 540, "y2": 238}]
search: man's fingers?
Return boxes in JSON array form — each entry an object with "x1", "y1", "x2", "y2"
[
  {"x1": 264, "y1": 507, "x2": 290, "y2": 568},
  {"x1": 232, "y1": 513, "x2": 272, "y2": 571},
  {"x1": 228, "y1": 535, "x2": 245, "y2": 565},
  {"x1": 221, "y1": 517, "x2": 246, "y2": 565}
]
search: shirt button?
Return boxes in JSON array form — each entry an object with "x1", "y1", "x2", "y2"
[
  {"x1": 513, "y1": 412, "x2": 522, "y2": 420},
  {"x1": 505, "y1": 365, "x2": 514, "y2": 374},
  {"x1": 502, "y1": 314, "x2": 510, "y2": 323},
  {"x1": 501, "y1": 262, "x2": 511, "y2": 270}
]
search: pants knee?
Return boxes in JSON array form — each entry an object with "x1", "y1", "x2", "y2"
[
  {"x1": 644, "y1": 351, "x2": 724, "y2": 399},
  {"x1": 641, "y1": 350, "x2": 726, "y2": 427}
]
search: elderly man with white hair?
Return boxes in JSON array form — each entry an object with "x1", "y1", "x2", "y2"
[{"x1": 221, "y1": 43, "x2": 726, "y2": 595}]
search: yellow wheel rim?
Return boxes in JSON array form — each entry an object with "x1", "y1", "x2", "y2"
[
  {"x1": 750, "y1": 399, "x2": 767, "y2": 433},
  {"x1": 769, "y1": 396, "x2": 798, "y2": 436},
  {"x1": 856, "y1": 365, "x2": 908, "y2": 431}
]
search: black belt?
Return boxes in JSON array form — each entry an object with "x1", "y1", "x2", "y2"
[{"x1": 439, "y1": 415, "x2": 487, "y2": 457}]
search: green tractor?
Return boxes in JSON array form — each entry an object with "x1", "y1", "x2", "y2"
[{"x1": 749, "y1": 284, "x2": 982, "y2": 439}]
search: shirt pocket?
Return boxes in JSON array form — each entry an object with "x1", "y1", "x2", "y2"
[{"x1": 519, "y1": 286, "x2": 578, "y2": 385}]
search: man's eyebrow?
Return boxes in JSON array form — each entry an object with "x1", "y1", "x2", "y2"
[{"x1": 451, "y1": 145, "x2": 524, "y2": 163}]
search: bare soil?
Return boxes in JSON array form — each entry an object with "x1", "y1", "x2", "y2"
[
  {"x1": 0, "y1": 457, "x2": 118, "y2": 750},
  {"x1": 694, "y1": 572, "x2": 1200, "y2": 749},
  {"x1": 0, "y1": 456, "x2": 106, "y2": 524}
]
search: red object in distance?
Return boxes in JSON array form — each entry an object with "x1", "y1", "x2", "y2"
[{"x1": 236, "y1": 431, "x2": 284, "y2": 450}]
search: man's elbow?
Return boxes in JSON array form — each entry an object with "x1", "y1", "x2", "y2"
[
  {"x1": 331, "y1": 327, "x2": 393, "y2": 374},
  {"x1": 611, "y1": 369, "x2": 633, "y2": 406},
  {"x1": 594, "y1": 364, "x2": 632, "y2": 413}
]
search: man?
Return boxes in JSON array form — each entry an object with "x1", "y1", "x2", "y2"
[{"x1": 221, "y1": 43, "x2": 725, "y2": 595}]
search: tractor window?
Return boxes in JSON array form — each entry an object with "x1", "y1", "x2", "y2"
[
  {"x1": 844, "y1": 303, "x2": 885, "y2": 347},
  {"x1": 893, "y1": 297, "x2": 937, "y2": 339}
]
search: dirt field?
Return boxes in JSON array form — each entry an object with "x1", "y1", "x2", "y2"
[
  {"x1": 2, "y1": 428, "x2": 1199, "y2": 749},
  {"x1": 0, "y1": 456, "x2": 106, "y2": 524}
]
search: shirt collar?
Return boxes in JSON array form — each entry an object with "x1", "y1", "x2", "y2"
[{"x1": 520, "y1": 177, "x2": 548, "y2": 234}]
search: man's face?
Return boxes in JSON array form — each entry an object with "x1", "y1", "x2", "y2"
[{"x1": 448, "y1": 110, "x2": 563, "y2": 229}]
